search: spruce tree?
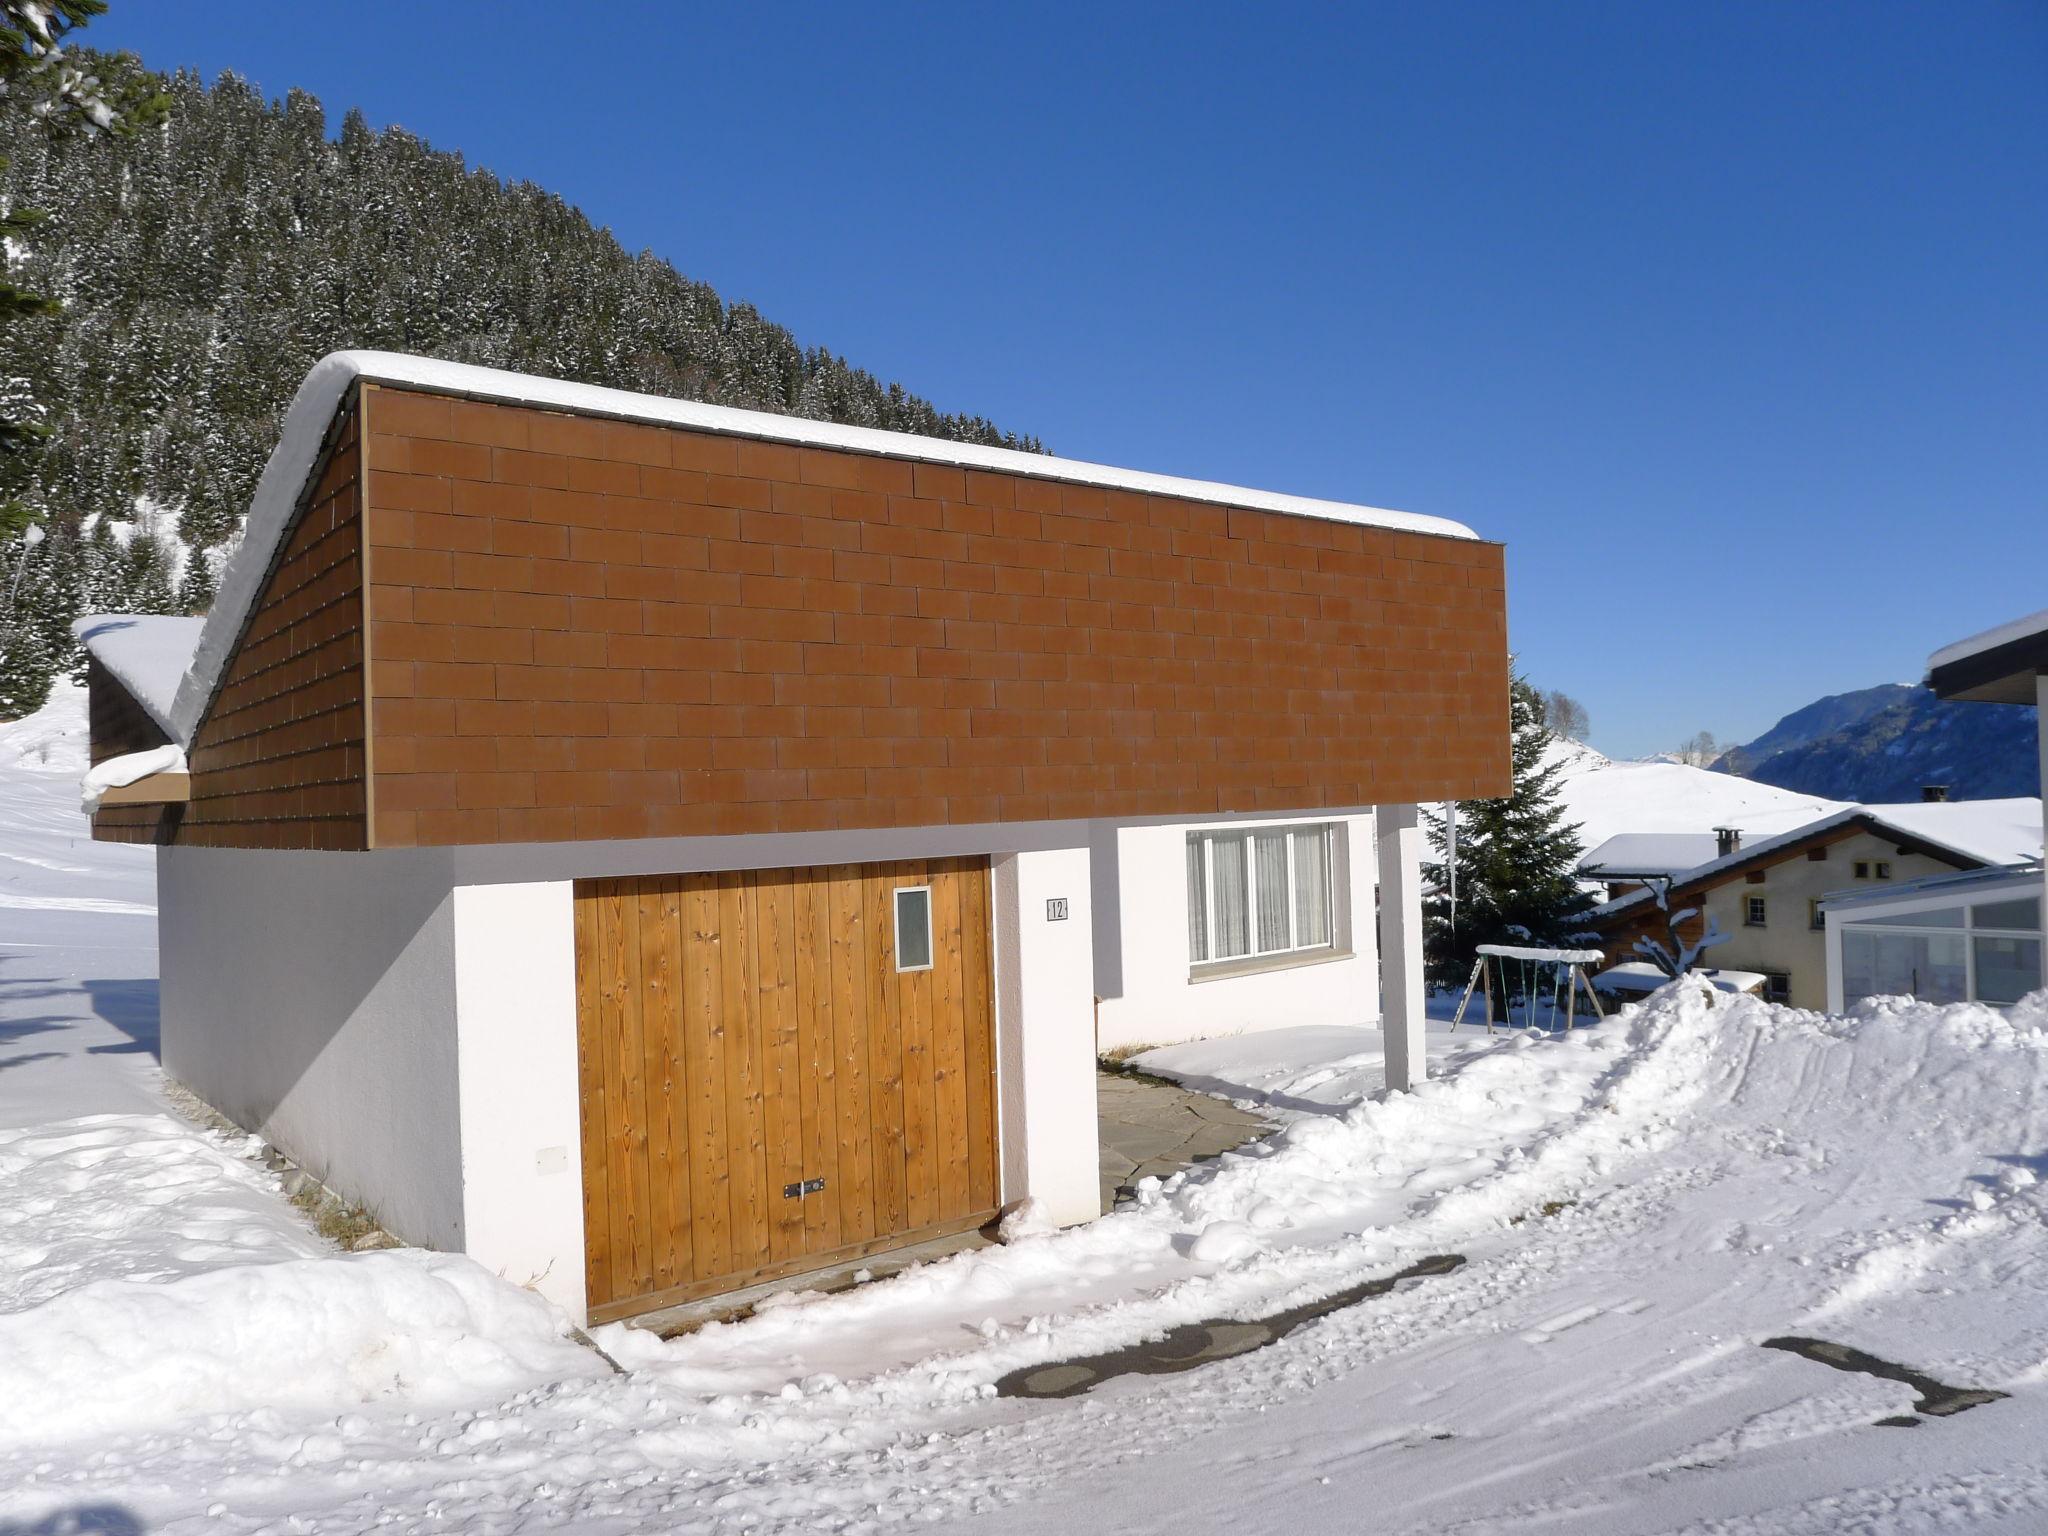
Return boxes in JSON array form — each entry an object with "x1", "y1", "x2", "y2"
[
  {"x1": 1424, "y1": 673, "x2": 1598, "y2": 992},
  {"x1": 0, "y1": 2, "x2": 163, "y2": 713}
]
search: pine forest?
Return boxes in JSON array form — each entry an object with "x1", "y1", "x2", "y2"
[{"x1": 0, "y1": 58, "x2": 1038, "y2": 714}]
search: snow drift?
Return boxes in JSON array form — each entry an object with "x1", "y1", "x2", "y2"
[{"x1": 0, "y1": 1248, "x2": 602, "y2": 1449}]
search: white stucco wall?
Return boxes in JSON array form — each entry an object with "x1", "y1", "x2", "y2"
[
  {"x1": 157, "y1": 846, "x2": 466, "y2": 1251},
  {"x1": 1091, "y1": 810, "x2": 1379, "y2": 1052},
  {"x1": 993, "y1": 845, "x2": 1101, "y2": 1226},
  {"x1": 450, "y1": 881, "x2": 585, "y2": 1320}
]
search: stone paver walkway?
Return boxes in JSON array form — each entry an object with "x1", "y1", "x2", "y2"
[{"x1": 1096, "y1": 1069, "x2": 1277, "y2": 1212}]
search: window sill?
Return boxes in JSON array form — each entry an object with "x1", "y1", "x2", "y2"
[{"x1": 1189, "y1": 946, "x2": 1354, "y2": 985}]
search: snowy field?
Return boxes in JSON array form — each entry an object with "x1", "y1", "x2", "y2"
[{"x1": 4, "y1": 685, "x2": 2048, "y2": 1533}]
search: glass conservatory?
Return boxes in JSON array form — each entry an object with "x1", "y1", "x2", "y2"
[{"x1": 1823, "y1": 865, "x2": 2043, "y2": 1011}]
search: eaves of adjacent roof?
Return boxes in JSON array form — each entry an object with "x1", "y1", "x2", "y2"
[{"x1": 1925, "y1": 609, "x2": 2048, "y2": 705}]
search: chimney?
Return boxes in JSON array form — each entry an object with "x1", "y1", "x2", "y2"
[
  {"x1": 1715, "y1": 827, "x2": 1742, "y2": 858},
  {"x1": 1921, "y1": 784, "x2": 1950, "y2": 802}
]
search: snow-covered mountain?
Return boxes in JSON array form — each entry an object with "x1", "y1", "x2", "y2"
[{"x1": 1715, "y1": 686, "x2": 2039, "y2": 802}]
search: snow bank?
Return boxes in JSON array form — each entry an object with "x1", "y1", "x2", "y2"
[
  {"x1": 79, "y1": 742, "x2": 185, "y2": 812},
  {"x1": 0, "y1": 1113, "x2": 601, "y2": 1452},
  {"x1": 0, "y1": 1115, "x2": 321, "y2": 1311},
  {"x1": 0, "y1": 677, "x2": 92, "y2": 774},
  {"x1": 610, "y1": 981, "x2": 1738, "y2": 1399},
  {"x1": 0, "y1": 1248, "x2": 603, "y2": 1449}
]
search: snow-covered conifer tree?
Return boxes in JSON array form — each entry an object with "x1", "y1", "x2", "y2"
[{"x1": 1424, "y1": 672, "x2": 1598, "y2": 991}]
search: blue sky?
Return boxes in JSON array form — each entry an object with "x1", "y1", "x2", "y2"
[{"x1": 97, "y1": 2, "x2": 2046, "y2": 758}]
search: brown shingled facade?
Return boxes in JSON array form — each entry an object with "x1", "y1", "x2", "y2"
[
  {"x1": 357, "y1": 383, "x2": 1510, "y2": 847},
  {"x1": 172, "y1": 401, "x2": 368, "y2": 849},
  {"x1": 92, "y1": 381, "x2": 1511, "y2": 849},
  {"x1": 85, "y1": 656, "x2": 176, "y2": 845}
]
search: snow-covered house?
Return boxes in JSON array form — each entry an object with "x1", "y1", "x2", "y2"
[
  {"x1": 1578, "y1": 831, "x2": 1725, "y2": 902},
  {"x1": 74, "y1": 352, "x2": 1510, "y2": 1325},
  {"x1": 1586, "y1": 800, "x2": 2042, "y2": 1008}
]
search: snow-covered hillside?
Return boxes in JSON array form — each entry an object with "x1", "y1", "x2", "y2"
[
  {"x1": 6, "y1": 691, "x2": 2048, "y2": 1533},
  {"x1": 1546, "y1": 737, "x2": 1850, "y2": 851}
]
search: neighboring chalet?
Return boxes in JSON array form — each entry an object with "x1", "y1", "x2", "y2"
[
  {"x1": 1587, "y1": 800, "x2": 2041, "y2": 1009},
  {"x1": 74, "y1": 352, "x2": 1511, "y2": 1326}
]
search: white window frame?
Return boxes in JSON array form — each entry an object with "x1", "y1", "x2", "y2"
[
  {"x1": 893, "y1": 884, "x2": 934, "y2": 973},
  {"x1": 1745, "y1": 895, "x2": 1768, "y2": 927},
  {"x1": 1186, "y1": 822, "x2": 1348, "y2": 978}
]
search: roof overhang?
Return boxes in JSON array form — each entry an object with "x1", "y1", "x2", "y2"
[
  {"x1": 1926, "y1": 610, "x2": 2048, "y2": 704},
  {"x1": 95, "y1": 771, "x2": 191, "y2": 807}
]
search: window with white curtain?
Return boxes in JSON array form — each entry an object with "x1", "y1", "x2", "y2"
[{"x1": 1186, "y1": 823, "x2": 1345, "y2": 971}]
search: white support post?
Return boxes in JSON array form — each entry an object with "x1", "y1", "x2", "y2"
[
  {"x1": 2037, "y1": 675, "x2": 2048, "y2": 954},
  {"x1": 452, "y1": 881, "x2": 586, "y2": 1323},
  {"x1": 1376, "y1": 803, "x2": 1427, "y2": 1092},
  {"x1": 992, "y1": 847, "x2": 1102, "y2": 1226}
]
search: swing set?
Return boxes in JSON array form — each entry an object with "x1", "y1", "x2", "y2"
[{"x1": 1450, "y1": 943, "x2": 1607, "y2": 1034}]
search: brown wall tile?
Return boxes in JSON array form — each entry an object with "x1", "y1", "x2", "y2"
[
  {"x1": 172, "y1": 398, "x2": 369, "y2": 849},
  {"x1": 355, "y1": 384, "x2": 1511, "y2": 846}
]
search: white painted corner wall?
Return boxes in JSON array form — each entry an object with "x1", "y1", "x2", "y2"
[
  {"x1": 157, "y1": 846, "x2": 466, "y2": 1251},
  {"x1": 992, "y1": 846, "x2": 1101, "y2": 1227},
  {"x1": 1090, "y1": 811, "x2": 1381, "y2": 1053},
  {"x1": 450, "y1": 881, "x2": 585, "y2": 1320}
]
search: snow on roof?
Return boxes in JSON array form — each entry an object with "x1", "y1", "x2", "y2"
[
  {"x1": 71, "y1": 615, "x2": 205, "y2": 740},
  {"x1": 1579, "y1": 833, "x2": 1722, "y2": 878},
  {"x1": 1592, "y1": 962, "x2": 1767, "y2": 995},
  {"x1": 1927, "y1": 608, "x2": 2048, "y2": 675},
  {"x1": 168, "y1": 351, "x2": 1484, "y2": 746},
  {"x1": 1591, "y1": 801, "x2": 2045, "y2": 921},
  {"x1": 1475, "y1": 944, "x2": 1605, "y2": 964},
  {"x1": 1855, "y1": 798, "x2": 2044, "y2": 868}
]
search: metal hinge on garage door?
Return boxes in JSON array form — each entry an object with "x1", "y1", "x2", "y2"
[{"x1": 783, "y1": 1177, "x2": 827, "y2": 1199}]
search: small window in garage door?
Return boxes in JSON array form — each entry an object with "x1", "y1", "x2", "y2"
[{"x1": 894, "y1": 885, "x2": 933, "y2": 971}]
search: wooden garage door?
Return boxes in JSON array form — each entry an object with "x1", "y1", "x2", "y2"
[{"x1": 573, "y1": 857, "x2": 998, "y2": 1322}]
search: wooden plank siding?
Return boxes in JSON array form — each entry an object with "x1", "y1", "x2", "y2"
[
  {"x1": 358, "y1": 382, "x2": 1510, "y2": 848},
  {"x1": 574, "y1": 858, "x2": 997, "y2": 1321}
]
